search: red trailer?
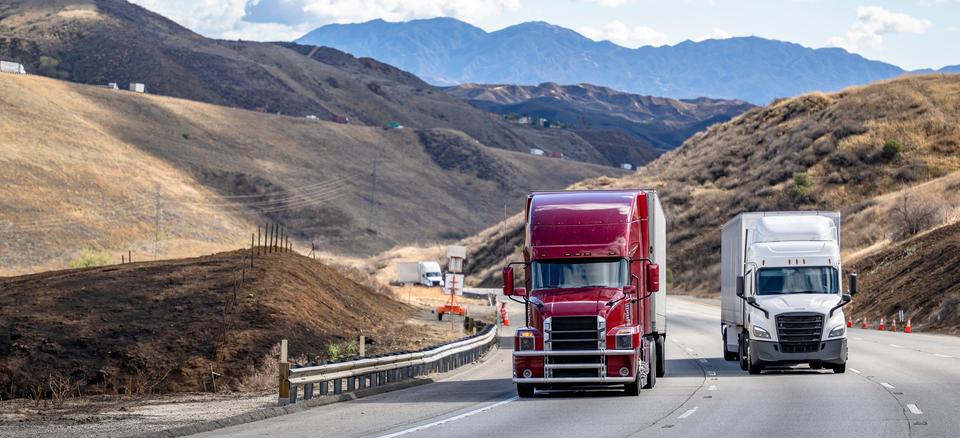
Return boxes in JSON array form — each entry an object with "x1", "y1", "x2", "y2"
[{"x1": 503, "y1": 190, "x2": 667, "y2": 397}]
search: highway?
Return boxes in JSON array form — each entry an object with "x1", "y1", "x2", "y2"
[{"x1": 200, "y1": 296, "x2": 960, "y2": 437}]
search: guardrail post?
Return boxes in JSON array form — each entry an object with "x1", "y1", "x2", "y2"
[
  {"x1": 278, "y1": 340, "x2": 290, "y2": 405},
  {"x1": 320, "y1": 381, "x2": 328, "y2": 396},
  {"x1": 347, "y1": 377, "x2": 356, "y2": 391},
  {"x1": 333, "y1": 378, "x2": 342, "y2": 394},
  {"x1": 304, "y1": 383, "x2": 313, "y2": 400},
  {"x1": 359, "y1": 375, "x2": 367, "y2": 390},
  {"x1": 359, "y1": 335, "x2": 365, "y2": 357},
  {"x1": 290, "y1": 384, "x2": 298, "y2": 403}
]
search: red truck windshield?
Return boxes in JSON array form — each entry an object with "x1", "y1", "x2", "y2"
[{"x1": 531, "y1": 259, "x2": 628, "y2": 290}]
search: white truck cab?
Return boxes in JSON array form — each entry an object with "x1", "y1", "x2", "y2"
[{"x1": 721, "y1": 212, "x2": 858, "y2": 374}]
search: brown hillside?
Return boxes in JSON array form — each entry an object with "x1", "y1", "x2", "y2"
[
  {"x1": 848, "y1": 221, "x2": 960, "y2": 335},
  {"x1": 462, "y1": 75, "x2": 960, "y2": 291},
  {"x1": 0, "y1": 250, "x2": 456, "y2": 399},
  {"x1": 0, "y1": 73, "x2": 619, "y2": 275},
  {"x1": 0, "y1": 0, "x2": 618, "y2": 165}
]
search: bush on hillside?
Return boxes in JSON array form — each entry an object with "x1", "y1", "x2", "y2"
[
  {"x1": 882, "y1": 139, "x2": 903, "y2": 160},
  {"x1": 68, "y1": 250, "x2": 112, "y2": 269},
  {"x1": 889, "y1": 193, "x2": 945, "y2": 241}
]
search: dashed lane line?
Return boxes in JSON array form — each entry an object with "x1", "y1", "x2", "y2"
[
  {"x1": 907, "y1": 404, "x2": 923, "y2": 415},
  {"x1": 698, "y1": 359, "x2": 708, "y2": 363},
  {"x1": 707, "y1": 385, "x2": 717, "y2": 391},
  {"x1": 850, "y1": 368, "x2": 862, "y2": 374},
  {"x1": 677, "y1": 407, "x2": 699, "y2": 419},
  {"x1": 889, "y1": 344, "x2": 904, "y2": 348},
  {"x1": 934, "y1": 353, "x2": 953, "y2": 358},
  {"x1": 706, "y1": 371, "x2": 717, "y2": 377},
  {"x1": 880, "y1": 382, "x2": 895, "y2": 389},
  {"x1": 376, "y1": 396, "x2": 518, "y2": 438}
]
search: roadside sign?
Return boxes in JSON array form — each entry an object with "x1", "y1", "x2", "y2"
[
  {"x1": 444, "y1": 274, "x2": 464, "y2": 296},
  {"x1": 447, "y1": 245, "x2": 466, "y2": 259},
  {"x1": 448, "y1": 257, "x2": 463, "y2": 273}
]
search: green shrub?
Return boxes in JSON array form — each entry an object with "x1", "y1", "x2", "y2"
[
  {"x1": 326, "y1": 340, "x2": 359, "y2": 361},
  {"x1": 882, "y1": 139, "x2": 903, "y2": 160},
  {"x1": 68, "y1": 250, "x2": 112, "y2": 269}
]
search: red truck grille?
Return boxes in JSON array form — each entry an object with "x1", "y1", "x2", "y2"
[{"x1": 545, "y1": 316, "x2": 604, "y2": 378}]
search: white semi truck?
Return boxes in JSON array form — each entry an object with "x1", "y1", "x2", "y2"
[
  {"x1": 395, "y1": 261, "x2": 445, "y2": 287},
  {"x1": 720, "y1": 212, "x2": 857, "y2": 374}
]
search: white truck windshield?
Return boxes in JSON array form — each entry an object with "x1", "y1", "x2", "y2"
[
  {"x1": 757, "y1": 267, "x2": 838, "y2": 295},
  {"x1": 532, "y1": 259, "x2": 628, "y2": 290}
]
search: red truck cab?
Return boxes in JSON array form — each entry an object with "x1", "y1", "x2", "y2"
[{"x1": 503, "y1": 190, "x2": 667, "y2": 397}]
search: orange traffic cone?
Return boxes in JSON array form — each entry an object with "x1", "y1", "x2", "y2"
[
  {"x1": 878, "y1": 317, "x2": 885, "y2": 331},
  {"x1": 905, "y1": 319, "x2": 912, "y2": 334},
  {"x1": 847, "y1": 317, "x2": 853, "y2": 328},
  {"x1": 499, "y1": 303, "x2": 510, "y2": 327},
  {"x1": 891, "y1": 318, "x2": 898, "y2": 332},
  {"x1": 860, "y1": 318, "x2": 868, "y2": 329}
]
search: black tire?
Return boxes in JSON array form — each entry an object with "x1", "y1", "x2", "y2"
[
  {"x1": 656, "y1": 336, "x2": 666, "y2": 378},
  {"x1": 809, "y1": 363, "x2": 824, "y2": 370},
  {"x1": 723, "y1": 330, "x2": 738, "y2": 361},
  {"x1": 517, "y1": 383, "x2": 535, "y2": 398},
  {"x1": 738, "y1": 333, "x2": 749, "y2": 371},
  {"x1": 832, "y1": 363, "x2": 846, "y2": 374},
  {"x1": 624, "y1": 377, "x2": 641, "y2": 396},
  {"x1": 437, "y1": 312, "x2": 443, "y2": 321},
  {"x1": 747, "y1": 343, "x2": 764, "y2": 375},
  {"x1": 644, "y1": 345, "x2": 657, "y2": 389}
]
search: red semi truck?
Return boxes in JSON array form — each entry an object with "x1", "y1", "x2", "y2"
[{"x1": 502, "y1": 189, "x2": 667, "y2": 397}]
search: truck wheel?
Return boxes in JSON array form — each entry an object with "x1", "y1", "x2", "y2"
[
  {"x1": 624, "y1": 377, "x2": 641, "y2": 396},
  {"x1": 723, "y1": 331, "x2": 738, "y2": 361},
  {"x1": 656, "y1": 336, "x2": 666, "y2": 378},
  {"x1": 832, "y1": 363, "x2": 846, "y2": 374},
  {"x1": 748, "y1": 344, "x2": 764, "y2": 375},
  {"x1": 738, "y1": 333, "x2": 749, "y2": 371},
  {"x1": 437, "y1": 312, "x2": 443, "y2": 321},
  {"x1": 809, "y1": 362, "x2": 824, "y2": 370},
  {"x1": 643, "y1": 346, "x2": 657, "y2": 389},
  {"x1": 517, "y1": 383, "x2": 535, "y2": 398}
]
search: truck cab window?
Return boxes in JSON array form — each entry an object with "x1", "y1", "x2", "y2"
[
  {"x1": 756, "y1": 267, "x2": 838, "y2": 295},
  {"x1": 531, "y1": 259, "x2": 628, "y2": 290}
]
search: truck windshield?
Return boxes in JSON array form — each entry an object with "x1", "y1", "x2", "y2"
[
  {"x1": 756, "y1": 267, "x2": 838, "y2": 295},
  {"x1": 531, "y1": 259, "x2": 628, "y2": 290}
]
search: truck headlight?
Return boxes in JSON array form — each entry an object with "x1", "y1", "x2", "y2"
[
  {"x1": 615, "y1": 327, "x2": 634, "y2": 350},
  {"x1": 828, "y1": 325, "x2": 845, "y2": 338},
  {"x1": 517, "y1": 330, "x2": 536, "y2": 350},
  {"x1": 752, "y1": 325, "x2": 771, "y2": 339}
]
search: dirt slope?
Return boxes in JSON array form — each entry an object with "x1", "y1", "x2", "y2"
[
  {"x1": 0, "y1": 73, "x2": 619, "y2": 275},
  {"x1": 0, "y1": 250, "x2": 456, "y2": 399},
  {"x1": 848, "y1": 221, "x2": 960, "y2": 334},
  {"x1": 462, "y1": 75, "x2": 960, "y2": 291}
]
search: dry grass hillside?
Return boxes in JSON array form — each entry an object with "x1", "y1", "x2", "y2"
[
  {"x1": 0, "y1": 0, "x2": 618, "y2": 165},
  {"x1": 0, "y1": 249, "x2": 459, "y2": 399},
  {"x1": 0, "y1": 74, "x2": 619, "y2": 275},
  {"x1": 462, "y1": 75, "x2": 960, "y2": 293}
]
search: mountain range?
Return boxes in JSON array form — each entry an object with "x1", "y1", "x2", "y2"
[
  {"x1": 298, "y1": 17, "x2": 954, "y2": 104},
  {"x1": 445, "y1": 82, "x2": 753, "y2": 165}
]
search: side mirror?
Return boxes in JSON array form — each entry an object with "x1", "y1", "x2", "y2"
[
  {"x1": 515, "y1": 287, "x2": 527, "y2": 297},
  {"x1": 646, "y1": 264, "x2": 660, "y2": 292},
  {"x1": 502, "y1": 267, "x2": 515, "y2": 296},
  {"x1": 841, "y1": 294, "x2": 852, "y2": 304},
  {"x1": 848, "y1": 272, "x2": 858, "y2": 296},
  {"x1": 736, "y1": 276, "x2": 745, "y2": 298},
  {"x1": 746, "y1": 296, "x2": 757, "y2": 305}
]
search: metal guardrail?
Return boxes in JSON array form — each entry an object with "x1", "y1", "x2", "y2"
[{"x1": 280, "y1": 324, "x2": 499, "y2": 405}]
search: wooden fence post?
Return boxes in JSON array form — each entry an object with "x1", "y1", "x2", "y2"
[
  {"x1": 257, "y1": 225, "x2": 261, "y2": 256},
  {"x1": 359, "y1": 335, "x2": 365, "y2": 358},
  {"x1": 250, "y1": 234, "x2": 255, "y2": 268}
]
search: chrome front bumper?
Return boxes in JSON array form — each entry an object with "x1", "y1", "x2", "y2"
[{"x1": 513, "y1": 349, "x2": 638, "y2": 384}]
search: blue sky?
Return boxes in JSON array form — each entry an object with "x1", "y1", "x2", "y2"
[{"x1": 130, "y1": 0, "x2": 959, "y2": 70}]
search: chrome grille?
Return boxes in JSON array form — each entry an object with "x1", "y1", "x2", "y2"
[
  {"x1": 545, "y1": 316, "x2": 605, "y2": 378},
  {"x1": 776, "y1": 313, "x2": 823, "y2": 353}
]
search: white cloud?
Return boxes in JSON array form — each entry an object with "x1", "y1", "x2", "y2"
[
  {"x1": 129, "y1": 0, "x2": 521, "y2": 40},
  {"x1": 581, "y1": 0, "x2": 634, "y2": 6},
  {"x1": 829, "y1": 6, "x2": 932, "y2": 51},
  {"x1": 579, "y1": 20, "x2": 669, "y2": 47},
  {"x1": 693, "y1": 28, "x2": 732, "y2": 41}
]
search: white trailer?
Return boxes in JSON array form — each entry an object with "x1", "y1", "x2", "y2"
[
  {"x1": 720, "y1": 211, "x2": 857, "y2": 374},
  {"x1": 395, "y1": 261, "x2": 445, "y2": 287},
  {"x1": 129, "y1": 83, "x2": 146, "y2": 93},
  {"x1": 0, "y1": 61, "x2": 26, "y2": 75}
]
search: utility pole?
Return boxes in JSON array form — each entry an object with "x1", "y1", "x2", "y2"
[{"x1": 154, "y1": 183, "x2": 161, "y2": 260}]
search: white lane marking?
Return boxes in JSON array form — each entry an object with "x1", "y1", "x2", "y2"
[
  {"x1": 850, "y1": 368, "x2": 862, "y2": 374},
  {"x1": 889, "y1": 344, "x2": 904, "y2": 348},
  {"x1": 376, "y1": 396, "x2": 518, "y2": 438},
  {"x1": 685, "y1": 347, "x2": 695, "y2": 353},
  {"x1": 880, "y1": 382, "x2": 895, "y2": 389},
  {"x1": 708, "y1": 385, "x2": 717, "y2": 391},
  {"x1": 907, "y1": 404, "x2": 923, "y2": 415},
  {"x1": 934, "y1": 353, "x2": 954, "y2": 358},
  {"x1": 677, "y1": 407, "x2": 699, "y2": 419},
  {"x1": 698, "y1": 359, "x2": 708, "y2": 363},
  {"x1": 706, "y1": 371, "x2": 717, "y2": 376},
  {"x1": 853, "y1": 337, "x2": 863, "y2": 340}
]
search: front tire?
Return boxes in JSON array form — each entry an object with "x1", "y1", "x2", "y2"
[
  {"x1": 832, "y1": 363, "x2": 846, "y2": 374},
  {"x1": 517, "y1": 383, "x2": 535, "y2": 398},
  {"x1": 656, "y1": 336, "x2": 666, "y2": 378},
  {"x1": 738, "y1": 332, "x2": 749, "y2": 371},
  {"x1": 643, "y1": 344, "x2": 657, "y2": 389},
  {"x1": 624, "y1": 377, "x2": 641, "y2": 396},
  {"x1": 747, "y1": 342, "x2": 764, "y2": 375}
]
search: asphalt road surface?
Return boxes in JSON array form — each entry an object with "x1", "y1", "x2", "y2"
[{"x1": 200, "y1": 296, "x2": 960, "y2": 438}]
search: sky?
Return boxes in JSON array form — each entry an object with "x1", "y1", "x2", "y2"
[{"x1": 128, "y1": 0, "x2": 960, "y2": 70}]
